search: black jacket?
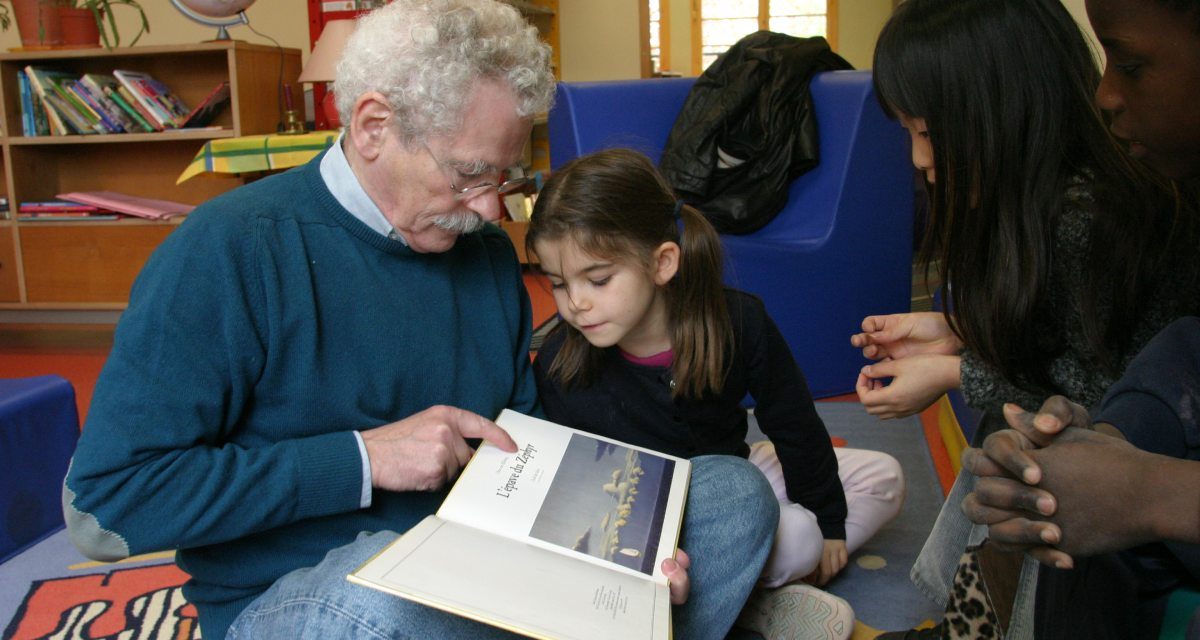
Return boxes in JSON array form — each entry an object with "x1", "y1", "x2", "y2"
[{"x1": 660, "y1": 31, "x2": 852, "y2": 234}]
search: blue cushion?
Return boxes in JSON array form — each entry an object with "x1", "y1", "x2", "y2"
[
  {"x1": 549, "y1": 71, "x2": 915, "y2": 397},
  {"x1": 0, "y1": 375, "x2": 79, "y2": 564}
]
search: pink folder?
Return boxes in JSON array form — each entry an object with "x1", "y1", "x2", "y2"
[{"x1": 56, "y1": 191, "x2": 194, "y2": 220}]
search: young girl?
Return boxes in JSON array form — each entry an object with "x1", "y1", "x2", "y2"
[
  {"x1": 853, "y1": 0, "x2": 1200, "y2": 636},
  {"x1": 527, "y1": 147, "x2": 905, "y2": 637}
]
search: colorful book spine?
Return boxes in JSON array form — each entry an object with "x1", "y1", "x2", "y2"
[
  {"x1": 50, "y1": 81, "x2": 106, "y2": 134},
  {"x1": 102, "y1": 85, "x2": 155, "y2": 133},
  {"x1": 23, "y1": 66, "x2": 68, "y2": 136},
  {"x1": 113, "y1": 86, "x2": 161, "y2": 132},
  {"x1": 43, "y1": 92, "x2": 93, "y2": 135},
  {"x1": 30, "y1": 90, "x2": 49, "y2": 136},
  {"x1": 69, "y1": 81, "x2": 123, "y2": 133},
  {"x1": 19, "y1": 201, "x2": 104, "y2": 213},
  {"x1": 113, "y1": 70, "x2": 190, "y2": 129},
  {"x1": 16, "y1": 70, "x2": 35, "y2": 136},
  {"x1": 78, "y1": 75, "x2": 138, "y2": 133}
]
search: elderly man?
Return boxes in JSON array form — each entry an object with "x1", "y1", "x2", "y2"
[{"x1": 62, "y1": 1, "x2": 777, "y2": 638}]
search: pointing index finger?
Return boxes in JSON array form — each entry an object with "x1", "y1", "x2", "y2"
[{"x1": 457, "y1": 411, "x2": 518, "y2": 452}]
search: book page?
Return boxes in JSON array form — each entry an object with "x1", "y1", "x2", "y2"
[
  {"x1": 349, "y1": 516, "x2": 671, "y2": 640},
  {"x1": 437, "y1": 410, "x2": 690, "y2": 582}
]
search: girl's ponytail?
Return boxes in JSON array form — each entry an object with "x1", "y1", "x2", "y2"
[{"x1": 667, "y1": 203, "x2": 730, "y2": 397}]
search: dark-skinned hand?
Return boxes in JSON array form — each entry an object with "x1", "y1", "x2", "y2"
[{"x1": 962, "y1": 398, "x2": 1157, "y2": 567}]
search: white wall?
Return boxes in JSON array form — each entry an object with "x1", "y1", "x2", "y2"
[
  {"x1": 558, "y1": 0, "x2": 642, "y2": 81},
  {"x1": 836, "y1": 0, "x2": 893, "y2": 69}
]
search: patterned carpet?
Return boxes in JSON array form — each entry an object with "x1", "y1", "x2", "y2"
[{"x1": 750, "y1": 402, "x2": 944, "y2": 637}]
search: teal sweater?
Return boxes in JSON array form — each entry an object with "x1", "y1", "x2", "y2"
[{"x1": 63, "y1": 155, "x2": 539, "y2": 639}]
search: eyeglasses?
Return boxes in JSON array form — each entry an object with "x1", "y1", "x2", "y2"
[{"x1": 422, "y1": 144, "x2": 534, "y2": 201}]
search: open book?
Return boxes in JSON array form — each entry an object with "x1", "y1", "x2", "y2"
[{"x1": 349, "y1": 409, "x2": 691, "y2": 640}]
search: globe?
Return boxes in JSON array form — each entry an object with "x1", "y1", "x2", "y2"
[
  {"x1": 170, "y1": 0, "x2": 256, "y2": 40},
  {"x1": 176, "y1": 0, "x2": 256, "y2": 19}
]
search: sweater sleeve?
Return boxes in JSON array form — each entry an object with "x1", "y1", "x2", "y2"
[
  {"x1": 1094, "y1": 317, "x2": 1200, "y2": 459},
  {"x1": 960, "y1": 349, "x2": 1045, "y2": 418},
  {"x1": 63, "y1": 212, "x2": 364, "y2": 562},
  {"x1": 742, "y1": 296, "x2": 847, "y2": 539}
]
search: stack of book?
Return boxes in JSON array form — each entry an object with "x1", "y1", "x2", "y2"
[
  {"x1": 16, "y1": 201, "x2": 119, "y2": 221},
  {"x1": 17, "y1": 66, "x2": 231, "y2": 137}
]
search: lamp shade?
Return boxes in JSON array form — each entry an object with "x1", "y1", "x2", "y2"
[{"x1": 299, "y1": 20, "x2": 357, "y2": 83}]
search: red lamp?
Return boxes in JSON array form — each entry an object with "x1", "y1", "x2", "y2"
[{"x1": 299, "y1": 19, "x2": 357, "y2": 130}]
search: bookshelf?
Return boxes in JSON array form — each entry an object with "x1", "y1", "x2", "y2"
[{"x1": 0, "y1": 41, "x2": 302, "y2": 310}]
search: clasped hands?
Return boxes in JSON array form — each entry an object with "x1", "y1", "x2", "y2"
[
  {"x1": 359, "y1": 405, "x2": 693, "y2": 604},
  {"x1": 851, "y1": 312, "x2": 964, "y2": 418},
  {"x1": 960, "y1": 397, "x2": 1156, "y2": 569}
]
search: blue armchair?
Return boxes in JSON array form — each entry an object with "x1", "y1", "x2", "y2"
[{"x1": 548, "y1": 70, "x2": 915, "y2": 398}]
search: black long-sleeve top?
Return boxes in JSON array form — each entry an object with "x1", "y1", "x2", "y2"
[{"x1": 534, "y1": 288, "x2": 848, "y2": 539}]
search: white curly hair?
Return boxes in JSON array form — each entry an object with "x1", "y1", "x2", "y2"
[{"x1": 333, "y1": 0, "x2": 556, "y2": 143}]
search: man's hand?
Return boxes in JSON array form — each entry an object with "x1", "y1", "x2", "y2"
[
  {"x1": 968, "y1": 425, "x2": 1157, "y2": 562},
  {"x1": 805, "y1": 539, "x2": 848, "y2": 586},
  {"x1": 961, "y1": 398, "x2": 1152, "y2": 566},
  {"x1": 855, "y1": 353, "x2": 961, "y2": 418},
  {"x1": 850, "y1": 312, "x2": 962, "y2": 361},
  {"x1": 360, "y1": 405, "x2": 518, "y2": 492},
  {"x1": 663, "y1": 549, "x2": 691, "y2": 605}
]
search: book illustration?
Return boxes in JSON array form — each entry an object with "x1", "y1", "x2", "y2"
[
  {"x1": 113, "y1": 69, "x2": 190, "y2": 128},
  {"x1": 27, "y1": 67, "x2": 107, "y2": 134},
  {"x1": 67, "y1": 82, "x2": 121, "y2": 133},
  {"x1": 23, "y1": 67, "x2": 70, "y2": 135},
  {"x1": 116, "y1": 85, "x2": 164, "y2": 131},
  {"x1": 435, "y1": 410, "x2": 688, "y2": 580},
  {"x1": 530, "y1": 437, "x2": 673, "y2": 575},
  {"x1": 182, "y1": 81, "x2": 231, "y2": 128},
  {"x1": 83, "y1": 74, "x2": 150, "y2": 133},
  {"x1": 72, "y1": 79, "x2": 128, "y2": 133},
  {"x1": 42, "y1": 92, "x2": 94, "y2": 135},
  {"x1": 349, "y1": 409, "x2": 688, "y2": 639},
  {"x1": 103, "y1": 85, "x2": 156, "y2": 133}
]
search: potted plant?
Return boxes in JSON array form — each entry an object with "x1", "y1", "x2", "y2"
[
  {"x1": 4, "y1": 0, "x2": 68, "y2": 49},
  {"x1": 65, "y1": 0, "x2": 148, "y2": 48},
  {"x1": 0, "y1": 0, "x2": 147, "y2": 49}
]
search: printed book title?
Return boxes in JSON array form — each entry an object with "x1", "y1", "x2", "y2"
[{"x1": 495, "y1": 443, "x2": 538, "y2": 498}]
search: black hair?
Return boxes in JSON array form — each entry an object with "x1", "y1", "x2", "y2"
[{"x1": 873, "y1": 0, "x2": 1190, "y2": 390}]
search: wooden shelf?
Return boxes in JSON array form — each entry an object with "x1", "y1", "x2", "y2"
[
  {"x1": 0, "y1": 41, "x2": 301, "y2": 309},
  {"x1": 5, "y1": 129, "x2": 237, "y2": 145}
]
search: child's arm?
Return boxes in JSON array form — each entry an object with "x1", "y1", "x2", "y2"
[{"x1": 741, "y1": 295, "x2": 848, "y2": 539}]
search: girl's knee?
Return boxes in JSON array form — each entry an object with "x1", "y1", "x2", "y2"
[
  {"x1": 693, "y1": 455, "x2": 779, "y2": 524},
  {"x1": 860, "y1": 451, "x2": 906, "y2": 498}
]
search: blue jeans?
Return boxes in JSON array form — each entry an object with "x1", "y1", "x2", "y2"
[
  {"x1": 226, "y1": 455, "x2": 777, "y2": 640},
  {"x1": 911, "y1": 468, "x2": 1038, "y2": 639}
]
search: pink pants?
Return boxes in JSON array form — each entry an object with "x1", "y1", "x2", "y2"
[{"x1": 748, "y1": 441, "x2": 906, "y2": 587}]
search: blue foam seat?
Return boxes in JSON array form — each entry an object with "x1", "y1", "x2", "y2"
[
  {"x1": 0, "y1": 375, "x2": 79, "y2": 564},
  {"x1": 549, "y1": 70, "x2": 915, "y2": 397}
]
